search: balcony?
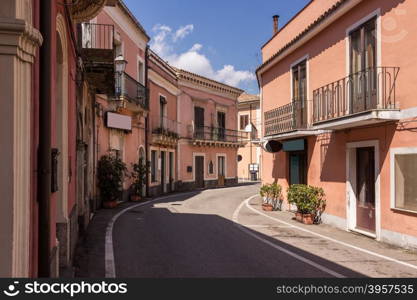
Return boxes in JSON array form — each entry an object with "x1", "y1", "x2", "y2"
[
  {"x1": 264, "y1": 100, "x2": 318, "y2": 140},
  {"x1": 115, "y1": 72, "x2": 149, "y2": 112},
  {"x1": 191, "y1": 126, "x2": 247, "y2": 148},
  {"x1": 313, "y1": 67, "x2": 400, "y2": 130},
  {"x1": 79, "y1": 23, "x2": 115, "y2": 95},
  {"x1": 152, "y1": 117, "x2": 180, "y2": 147}
]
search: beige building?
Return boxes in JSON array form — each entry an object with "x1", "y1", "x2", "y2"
[{"x1": 237, "y1": 94, "x2": 262, "y2": 181}]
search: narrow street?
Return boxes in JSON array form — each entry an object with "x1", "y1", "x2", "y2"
[{"x1": 79, "y1": 184, "x2": 417, "y2": 278}]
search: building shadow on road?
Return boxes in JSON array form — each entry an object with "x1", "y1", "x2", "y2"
[{"x1": 74, "y1": 191, "x2": 366, "y2": 278}]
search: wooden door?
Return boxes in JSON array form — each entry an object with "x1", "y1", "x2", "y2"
[
  {"x1": 356, "y1": 147, "x2": 376, "y2": 233},
  {"x1": 161, "y1": 151, "x2": 166, "y2": 193},
  {"x1": 194, "y1": 107, "x2": 205, "y2": 139},
  {"x1": 195, "y1": 156, "x2": 205, "y2": 189}
]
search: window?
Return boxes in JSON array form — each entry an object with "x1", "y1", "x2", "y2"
[
  {"x1": 160, "y1": 96, "x2": 167, "y2": 129},
  {"x1": 393, "y1": 154, "x2": 417, "y2": 212},
  {"x1": 151, "y1": 150, "x2": 157, "y2": 183},
  {"x1": 138, "y1": 60, "x2": 144, "y2": 84},
  {"x1": 240, "y1": 115, "x2": 249, "y2": 130},
  {"x1": 217, "y1": 111, "x2": 226, "y2": 141}
]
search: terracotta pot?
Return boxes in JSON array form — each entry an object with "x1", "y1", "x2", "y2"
[
  {"x1": 295, "y1": 212, "x2": 303, "y2": 222},
  {"x1": 103, "y1": 200, "x2": 118, "y2": 209},
  {"x1": 262, "y1": 203, "x2": 274, "y2": 212},
  {"x1": 130, "y1": 195, "x2": 142, "y2": 202},
  {"x1": 302, "y1": 214, "x2": 314, "y2": 225}
]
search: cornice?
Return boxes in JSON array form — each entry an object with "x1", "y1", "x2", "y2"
[
  {"x1": 175, "y1": 68, "x2": 244, "y2": 99},
  {"x1": 0, "y1": 18, "x2": 43, "y2": 63}
]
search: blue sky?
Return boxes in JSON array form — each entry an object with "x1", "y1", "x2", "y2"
[{"x1": 124, "y1": 0, "x2": 310, "y2": 94}]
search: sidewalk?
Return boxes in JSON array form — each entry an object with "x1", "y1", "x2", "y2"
[{"x1": 239, "y1": 196, "x2": 417, "y2": 277}]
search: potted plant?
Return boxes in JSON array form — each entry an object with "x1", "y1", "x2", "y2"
[
  {"x1": 130, "y1": 157, "x2": 148, "y2": 202},
  {"x1": 260, "y1": 183, "x2": 282, "y2": 211},
  {"x1": 287, "y1": 184, "x2": 326, "y2": 225},
  {"x1": 97, "y1": 154, "x2": 127, "y2": 209}
]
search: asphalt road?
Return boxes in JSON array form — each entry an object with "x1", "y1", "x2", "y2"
[{"x1": 111, "y1": 184, "x2": 397, "y2": 278}]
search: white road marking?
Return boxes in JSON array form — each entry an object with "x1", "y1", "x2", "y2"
[
  {"x1": 105, "y1": 191, "x2": 198, "y2": 278},
  {"x1": 232, "y1": 196, "x2": 345, "y2": 278},
  {"x1": 240, "y1": 195, "x2": 417, "y2": 272}
]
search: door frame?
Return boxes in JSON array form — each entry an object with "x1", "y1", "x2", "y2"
[{"x1": 346, "y1": 140, "x2": 381, "y2": 239}]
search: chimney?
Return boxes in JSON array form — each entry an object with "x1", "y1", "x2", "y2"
[{"x1": 273, "y1": 15, "x2": 279, "y2": 35}]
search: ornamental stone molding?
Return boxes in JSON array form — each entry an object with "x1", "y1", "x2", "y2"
[
  {"x1": 0, "y1": 17, "x2": 43, "y2": 63},
  {"x1": 71, "y1": 0, "x2": 108, "y2": 23}
]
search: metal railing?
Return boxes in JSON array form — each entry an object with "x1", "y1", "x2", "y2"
[
  {"x1": 313, "y1": 67, "x2": 399, "y2": 123},
  {"x1": 115, "y1": 72, "x2": 149, "y2": 109},
  {"x1": 152, "y1": 117, "x2": 180, "y2": 138},
  {"x1": 193, "y1": 126, "x2": 247, "y2": 143},
  {"x1": 264, "y1": 99, "x2": 308, "y2": 136},
  {"x1": 80, "y1": 23, "x2": 114, "y2": 50}
]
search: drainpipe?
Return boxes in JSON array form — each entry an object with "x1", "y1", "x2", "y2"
[
  {"x1": 145, "y1": 45, "x2": 150, "y2": 197},
  {"x1": 38, "y1": 0, "x2": 52, "y2": 278}
]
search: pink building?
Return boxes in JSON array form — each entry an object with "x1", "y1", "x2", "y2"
[
  {"x1": 81, "y1": 2, "x2": 150, "y2": 201},
  {"x1": 176, "y1": 69, "x2": 245, "y2": 190},
  {"x1": 258, "y1": 0, "x2": 417, "y2": 249},
  {"x1": 147, "y1": 50, "x2": 180, "y2": 196}
]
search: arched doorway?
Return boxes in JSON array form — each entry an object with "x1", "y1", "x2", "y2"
[{"x1": 56, "y1": 14, "x2": 69, "y2": 267}]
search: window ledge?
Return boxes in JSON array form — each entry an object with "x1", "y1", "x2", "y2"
[{"x1": 391, "y1": 207, "x2": 417, "y2": 215}]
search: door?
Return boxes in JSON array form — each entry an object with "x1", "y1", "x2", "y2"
[
  {"x1": 161, "y1": 151, "x2": 166, "y2": 193},
  {"x1": 289, "y1": 152, "x2": 307, "y2": 185},
  {"x1": 356, "y1": 147, "x2": 376, "y2": 233},
  {"x1": 292, "y1": 61, "x2": 307, "y2": 128},
  {"x1": 218, "y1": 156, "x2": 225, "y2": 186},
  {"x1": 195, "y1": 156, "x2": 205, "y2": 189},
  {"x1": 194, "y1": 107, "x2": 205, "y2": 139},
  {"x1": 350, "y1": 18, "x2": 377, "y2": 113},
  {"x1": 169, "y1": 152, "x2": 174, "y2": 192},
  {"x1": 217, "y1": 112, "x2": 226, "y2": 141}
]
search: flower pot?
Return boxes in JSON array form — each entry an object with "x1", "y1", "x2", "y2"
[
  {"x1": 103, "y1": 200, "x2": 118, "y2": 209},
  {"x1": 262, "y1": 203, "x2": 274, "y2": 212},
  {"x1": 295, "y1": 212, "x2": 303, "y2": 222},
  {"x1": 302, "y1": 214, "x2": 314, "y2": 225},
  {"x1": 130, "y1": 195, "x2": 142, "y2": 202}
]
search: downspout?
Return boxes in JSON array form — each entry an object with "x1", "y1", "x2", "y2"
[
  {"x1": 38, "y1": 0, "x2": 52, "y2": 278},
  {"x1": 145, "y1": 45, "x2": 150, "y2": 197}
]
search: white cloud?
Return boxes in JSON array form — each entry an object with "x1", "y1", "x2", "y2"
[
  {"x1": 173, "y1": 24, "x2": 194, "y2": 42},
  {"x1": 150, "y1": 24, "x2": 256, "y2": 89}
]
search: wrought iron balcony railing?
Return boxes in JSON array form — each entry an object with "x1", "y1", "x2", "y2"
[
  {"x1": 80, "y1": 23, "x2": 114, "y2": 50},
  {"x1": 264, "y1": 100, "x2": 308, "y2": 136},
  {"x1": 313, "y1": 67, "x2": 399, "y2": 123},
  {"x1": 193, "y1": 126, "x2": 247, "y2": 143},
  {"x1": 115, "y1": 72, "x2": 149, "y2": 110},
  {"x1": 152, "y1": 117, "x2": 180, "y2": 139}
]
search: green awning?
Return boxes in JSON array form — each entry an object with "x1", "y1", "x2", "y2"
[{"x1": 282, "y1": 139, "x2": 305, "y2": 152}]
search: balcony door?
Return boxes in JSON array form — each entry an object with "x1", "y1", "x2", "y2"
[
  {"x1": 292, "y1": 61, "x2": 307, "y2": 128},
  {"x1": 217, "y1": 111, "x2": 226, "y2": 141},
  {"x1": 194, "y1": 106, "x2": 205, "y2": 139},
  {"x1": 350, "y1": 17, "x2": 377, "y2": 113}
]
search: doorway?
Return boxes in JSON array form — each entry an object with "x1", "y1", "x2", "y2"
[
  {"x1": 195, "y1": 156, "x2": 205, "y2": 189},
  {"x1": 346, "y1": 141, "x2": 380, "y2": 238},
  {"x1": 161, "y1": 151, "x2": 166, "y2": 193},
  {"x1": 356, "y1": 147, "x2": 376, "y2": 233},
  {"x1": 218, "y1": 156, "x2": 225, "y2": 187},
  {"x1": 169, "y1": 152, "x2": 174, "y2": 192},
  {"x1": 289, "y1": 151, "x2": 307, "y2": 185}
]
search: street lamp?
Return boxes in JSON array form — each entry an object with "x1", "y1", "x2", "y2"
[
  {"x1": 114, "y1": 55, "x2": 127, "y2": 97},
  {"x1": 114, "y1": 54, "x2": 127, "y2": 73}
]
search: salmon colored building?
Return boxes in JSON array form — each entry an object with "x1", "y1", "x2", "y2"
[
  {"x1": 81, "y1": 2, "x2": 150, "y2": 201},
  {"x1": 147, "y1": 50, "x2": 181, "y2": 196},
  {"x1": 237, "y1": 94, "x2": 262, "y2": 181},
  {"x1": 258, "y1": 0, "x2": 417, "y2": 249},
  {"x1": 176, "y1": 69, "x2": 246, "y2": 190}
]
